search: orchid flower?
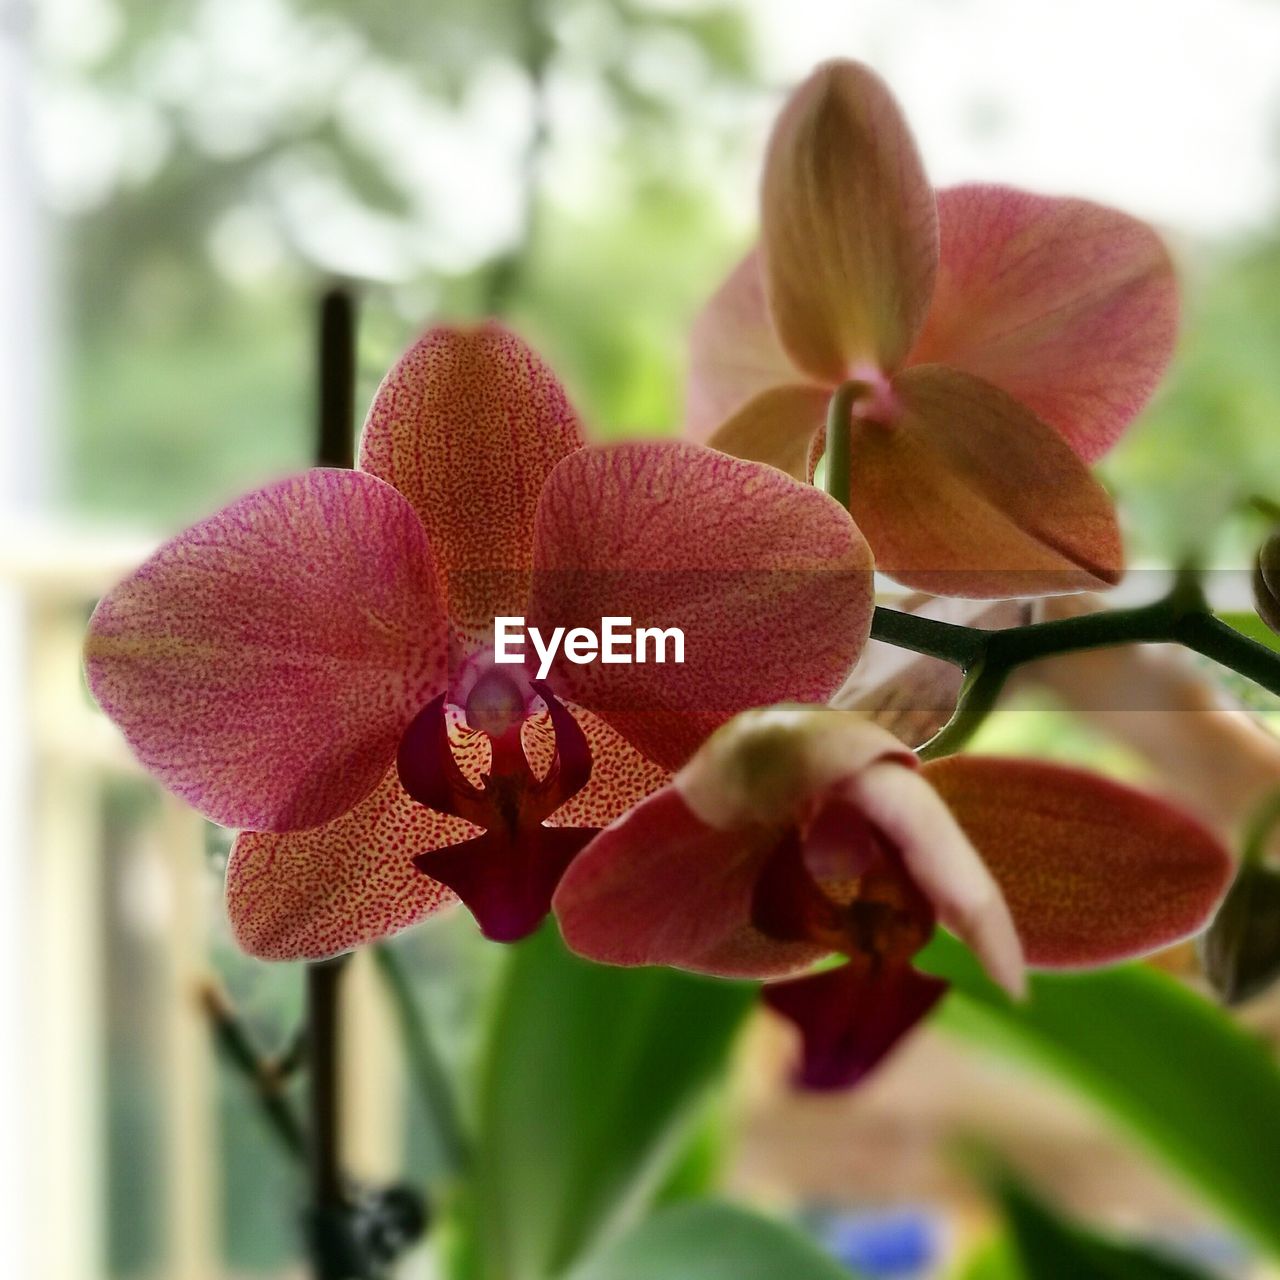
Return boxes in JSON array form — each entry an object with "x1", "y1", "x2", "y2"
[
  {"x1": 687, "y1": 60, "x2": 1178, "y2": 598},
  {"x1": 84, "y1": 324, "x2": 874, "y2": 959},
  {"x1": 554, "y1": 706, "x2": 1231, "y2": 1089}
]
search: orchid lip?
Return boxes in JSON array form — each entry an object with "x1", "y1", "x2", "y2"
[{"x1": 396, "y1": 674, "x2": 598, "y2": 942}]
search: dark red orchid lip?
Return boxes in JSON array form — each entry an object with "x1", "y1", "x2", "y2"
[{"x1": 398, "y1": 680, "x2": 597, "y2": 942}]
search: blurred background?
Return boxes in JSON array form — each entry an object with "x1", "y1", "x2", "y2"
[{"x1": 3, "y1": 0, "x2": 1280, "y2": 1276}]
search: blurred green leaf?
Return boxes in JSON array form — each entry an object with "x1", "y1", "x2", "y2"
[
  {"x1": 993, "y1": 1168, "x2": 1215, "y2": 1279},
  {"x1": 563, "y1": 1200, "x2": 856, "y2": 1280},
  {"x1": 918, "y1": 931, "x2": 1280, "y2": 1257},
  {"x1": 466, "y1": 923, "x2": 756, "y2": 1280}
]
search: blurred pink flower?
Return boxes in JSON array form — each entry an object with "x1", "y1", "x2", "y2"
[
  {"x1": 688, "y1": 60, "x2": 1178, "y2": 598},
  {"x1": 85, "y1": 324, "x2": 874, "y2": 958},
  {"x1": 555, "y1": 707, "x2": 1231, "y2": 1089}
]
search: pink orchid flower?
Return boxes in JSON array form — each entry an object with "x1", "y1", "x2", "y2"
[
  {"x1": 554, "y1": 707, "x2": 1231, "y2": 1089},
  {"x1": 84, "y1": 324, "x2": 874, "y2": 959},
  {"x1": 688, "y1": 60, "x2": 1178, "y2": 598}
]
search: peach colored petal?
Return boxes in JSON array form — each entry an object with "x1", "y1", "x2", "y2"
[
  {"x1": 762, "y1": 60, "x2": 937, "y2": 382},
  {"x1": 705, "y1": 384, "x2": 830, "y2": 480},
  {"x1": 226, "y1": 766, "x2": 464, "y2": 961},
  {"x1": 909, "y1": 185, "x2": 1177, "y2": 461},
  {"x1": 359, "y1": 323, "x2": 585, "y2": 643},
  {"x1": 554, "y1": 787, "x2": 825, "y2": 978},
  {"x1": 84, "y1": 470, "x2": 448, "y2": 832},
  {"x1": 685, "y1": 247, "x2": 810, "y2": 440},
  {"x1": 838, "y1": 364, "x2": 1123, "y2": 597},
  {"x1": 528, "y1": 441, "x2": 875, "y2": 770},
  {"x1": 924, "y1": 756, "x2": 1233, "y2": 968}
]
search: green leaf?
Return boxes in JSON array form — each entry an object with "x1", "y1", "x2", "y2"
[
  {"x1": 994, "y1": 1168, "x2": 1215, "y2": 1279},
  {"x1": 563, "y1": 1200, "x2": 856, "y2": 1280},
  {"x1": 466, "y1": 923, "x2": 756, "y2": 1280},
  {"x1": 918, "y1": 932, "x2": 1280, "y2": 1256}
]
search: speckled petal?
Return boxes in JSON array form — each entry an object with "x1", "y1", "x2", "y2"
[
  {"x1": 359, "y1": 323, "x2": 586, "y2": 642},
  {"x1": 923, "y1": 756, "x2": 1233, "y2": 968},
  {"x1": 839, "y1": 364, "x2": 1124, "y2": 597},
  {"x1": 554, "y1": 787, "x2": 824, "y2": 978},
  {"x1": 528, "y1": 441, "x2": 875, "y2": 771},
  {"x1": 84, "y1": 470, "x2": 448, "y2": 832},
  {"x1": 686, "y1": 247, "x2": 811, "y2": 439},
  {"x1": 524, "y1": 702, "x2": 671, "y2": 829},
  {"x1": 762, "y1": 60, "x2": 938, "y2": 381},
  {"x1": 226, "y1": 765, "x2": 465, "y2": 961},
  {"x1": 909, "y1": 185, "x2": 1178, "y2": 461}
]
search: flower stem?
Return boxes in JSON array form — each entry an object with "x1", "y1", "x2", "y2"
[
  {"x1": 871, "y1": 572, "x2": 1280, "y2": 759},
  {"x1": 824, "y1": 381, "x2": 863, "y2": 512}
]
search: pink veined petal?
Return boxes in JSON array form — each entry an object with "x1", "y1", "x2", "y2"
[
  {"x1": 762, "y1": 59, "x2": 938, "y2": 382},
  {"x1": 528, "y1": 441, "x2": 875, "y2": 771},
  {"x1": 838, "y1": 363, "x2": 1124, "y2": 598},
  {"x1": 909, "y1": 185, "x2": 1178, "y2": 462},
  {"x1": 226, "y1": 766, "x2": 465, "y2": 961},
  {"x1": 923, "y1": 756, "x2": 1233, "y2": 968},
  {"x1": 845, "y1": 761, "x2": 1025, "y2": 997},
  {"x1": 85, "y1": 470, "x2": 448, "y2": 832},
  {"x1": 554, "y1": 787, "x2": 825, "y2": 978},
  {"x1": 359, "y1": 323, "x2": 586, "y2": 643},
  {"x1": 686, "y1": 247, "x2": 811, "y2": 440}
]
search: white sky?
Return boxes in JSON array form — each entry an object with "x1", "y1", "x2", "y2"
[{"x1": 742, "y1": 0, "x2": 1280, "y2": 235}]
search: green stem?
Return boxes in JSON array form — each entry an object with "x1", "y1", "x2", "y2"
[
  {"x1": 372, "y1": 943, "x2": 472, "y2": 1179},
  {"x1": 871, "y1": 573, "x2": 1280, "y2": 760},
  {"x1": 824, "y1": 381, "x2": 864, "y2": 512}
]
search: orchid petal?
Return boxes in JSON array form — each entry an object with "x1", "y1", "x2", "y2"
[
  {"x1": 923, "y1": 756, "x2": 1233, "y2": 968},
  {"x1": 705, "y1": 384, "x2": 830, "y2": 480},
  {"x1": 554, "y1": 788, "x2": 825, "y2": 979},
  {"x1": 529, "y1": 441, "x2": 874, "y2": 770},
  {"x1": 85, "y1": 470, "x2": 447, "y2": 832},
  {"x1": 762, "y1": 961, "x2": 947, "y2": 1090},
  {"x1": 838, "y1": 364, "x2": 1123, "y2": 597},
  {"x1": 686, "y1": 248, "x2": 806, "y2": 440},
  {"x1": 846, "y1": 761, "x2": 1025, "y2": 997},
  {"x1": 359, "y1": 323, "x2": 585, "y2": 641},
  {"x1": 762, "y1": 60, "x2": 937, "y2": 382},
  {"x1": 226, "y1": 766, "x2": 463, "y2": 961},
  {"x1": 909, "y1": 185, "x2": 1177, "y2": 461}
]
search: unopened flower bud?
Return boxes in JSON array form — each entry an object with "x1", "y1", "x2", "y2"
[
  {"x1": 1200, "y1": 859, "x2": 1280, "y2": 1005},
  {"x1": 1254, "y1": 529, "x2": 1280, "y2": 636}
]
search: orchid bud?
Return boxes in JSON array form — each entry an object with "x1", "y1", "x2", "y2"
[
  {"x1": 1200, "y1": 859, "x2": 1280, "y2": 1005},
  {"x1": 1254, "y1": 529, "x2": 1280, "y2": 636}
]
